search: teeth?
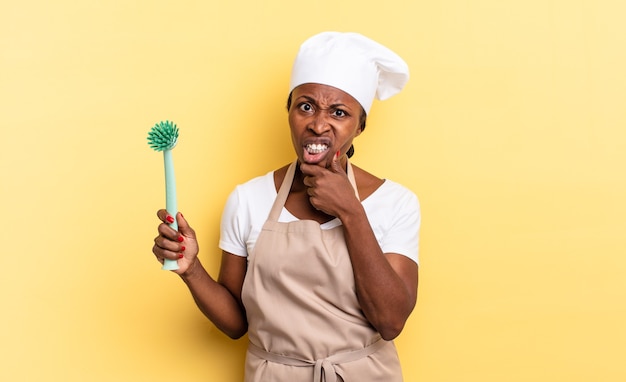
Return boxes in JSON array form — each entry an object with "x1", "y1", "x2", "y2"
[{"x1": 306, "y1": 143, "x2": 328, "y2": 154}]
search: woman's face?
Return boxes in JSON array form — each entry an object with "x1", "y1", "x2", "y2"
[{"x1": 288, "y1": 83, "x2": 363, "y2": 167}]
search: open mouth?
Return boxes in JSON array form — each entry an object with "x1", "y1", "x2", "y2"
[
  {"x1": 306, "y1": 143, "x2": 328, "y2": 154},
  {"x1": 303, "y1": 143, "x2": 331, "y2": 164}
]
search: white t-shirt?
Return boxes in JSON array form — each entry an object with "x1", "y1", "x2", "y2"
[{"x1": 219, "y1": 170, "x2": 421, "y2": 264}]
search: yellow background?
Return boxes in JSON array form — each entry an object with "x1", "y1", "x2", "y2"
[{"x1": 2, "y1": 0, "x2": 625, "y2": 381}]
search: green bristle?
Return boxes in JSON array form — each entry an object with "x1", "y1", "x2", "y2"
[{"x1": 147, "y1": 120, "x2": 179, "y2": 151}]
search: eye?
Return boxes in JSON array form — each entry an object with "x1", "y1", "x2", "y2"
[
  {"x1": 298, "y1": 102, "x2": 313, "y2": 113},
  {"x1": 331, "y1": 109, "x2": 347, "y2": 118}
]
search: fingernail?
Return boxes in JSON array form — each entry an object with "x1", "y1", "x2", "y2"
[
  {"x1": 336, "y1": 151, "x2": 340, "y2": 159},
  {"x1": 178, "y1": 254, "x2": 184, "y2": 259},
  {"x1": 177, "y1": 236, "x2": 184, "y2": 242},
  {"x1": 166, "y1": 215, "x2": 175, "y2": 223},
  {"x1": 181, "y1": 246, "x2": 186, "y2": 251}
]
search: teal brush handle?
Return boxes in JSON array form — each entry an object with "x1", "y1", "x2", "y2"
[{"x1": 162, "y1": 149, "x2": 180, "y2": 271}]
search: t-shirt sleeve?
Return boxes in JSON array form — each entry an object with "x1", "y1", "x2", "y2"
[
  {"x1": 219, "y1": 186, "x2": 249, "y2": 257},
  {"x1": 380, "y1": 188, "x2": 421, "y2": 265}
]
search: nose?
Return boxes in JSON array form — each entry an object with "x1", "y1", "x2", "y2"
[{"x1": 308, "y1": 114, "x2": 331, "y2": 135}]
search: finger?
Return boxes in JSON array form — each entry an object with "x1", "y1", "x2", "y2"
[
  {"x1": 153, "y1": 243, "x2": 183, "y2": 262},
  {"x1": 300, "y1": 162, "x2": 323, "y2": 176},
  {"x1": 153, "y1": 232, "x2": 185, "y2": 259},
  {"x1": 329, "y1": 150, "x2": 342, "y2": 173},
  {"x1": 157, "y1": 222, "x2": 180, "y2": 241},
  {"x1": 156, "y1": 209, "x2": 175, "y2": 224},
  {"x1": 323, "y1": 149, "x2": 339, "y2": 170},
  {"x1": 152, "y1": 244, "x2": 165, "y2": 263},
  {"x1": 154, "y1": 233, "x2": 182, "y2": 252},
  {"x1": 152, "y1": 249, "x2": 165, "y2": 265},
  {"x1": 302, "y1": 175, "x2": 313, "y2": 187},
  {"x1": 175, "y1": 212, "x2": 196, "y2": 239}
]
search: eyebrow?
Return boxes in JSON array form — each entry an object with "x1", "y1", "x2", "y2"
[{"x1": 295, "y1": 95, "x2": 350, "y2": 109}]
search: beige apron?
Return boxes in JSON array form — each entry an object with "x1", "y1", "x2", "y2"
[{"x1": 241, "y1": 161, "x2": 403, "y2": 382}]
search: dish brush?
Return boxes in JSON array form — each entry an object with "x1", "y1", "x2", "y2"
[{"x1": 147, "y1": 120, "x2": 180, "y2": 271}]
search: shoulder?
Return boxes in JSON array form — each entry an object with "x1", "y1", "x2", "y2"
[
  {"x1": 225, "y1": 163, "x2": 291, "y2": 209},
  {"x1": 223, "y1": 170, "x2": 276, "y2": 217},
  {"x1": 351, "y1": 163, "x2": 384, "y2": 201},
  {"x1": 364, "y1": 179, "x2": 420, "y2": 216},
  {"x1": 384, "y1": 180, "x2": 421, "y2": 220},
  {"x1": 351, "y1": 163, "x2": 418, "y2": 204},
  {"x1": 360, "y1": 177, "x2": 421, "y2": 264},
  {"x1": 378, "y1": 179, "x2": 418, "y2": 200},
  {"x1": 360, "y1": 168, "x2": 420, "y2": 219},
  {"x1": 234, "y1": 170, "x2": 276, "y2": 195}
]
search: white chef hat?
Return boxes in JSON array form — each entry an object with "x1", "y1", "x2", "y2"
[{"x1": 289, "y1": 31, "x2": 409, "y2": 114}]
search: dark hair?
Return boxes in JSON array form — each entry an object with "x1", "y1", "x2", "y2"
[{"x1": 286, "y1": 92, "x2": 367, "y2": 158}]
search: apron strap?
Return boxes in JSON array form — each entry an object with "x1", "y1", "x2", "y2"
[
  {"x1": 248, "y1": 337, "x2": 387, "y2": 382},
  {"x1": 268, "y1": 160, "x2": 360, "y2": 222},
  {"x1": 346, "y1": 161, "x2": 359, "y2": 200}
]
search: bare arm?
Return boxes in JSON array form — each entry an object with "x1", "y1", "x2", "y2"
[
  {"x1": 300, "y1": 160, "x2": 419, "y2": 340},
  {"x1": 152, "y1": 211, "x2": 248, "y2": 339},
  {"x1": 340, "y1": 206, "x2": 418, "y2": 340},
  {"x1": 179, "y1": 252, "x2": 248, "y2": 339}
]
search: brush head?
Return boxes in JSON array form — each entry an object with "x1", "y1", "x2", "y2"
[{"x1": 147, "y1": 120, "x2": 179, "y2": 151}]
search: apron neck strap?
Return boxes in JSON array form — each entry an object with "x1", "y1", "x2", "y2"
[{"x1": 268, "y1": 160, "x2": 359, "y2": 222}]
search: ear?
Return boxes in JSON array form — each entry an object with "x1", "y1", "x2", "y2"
[
  {"x1": 354, "y1": 109, "x2": 366, "y2": 137},
  {"x1": 355, "y1": 124, "x2": 364, "y2": 137}
]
